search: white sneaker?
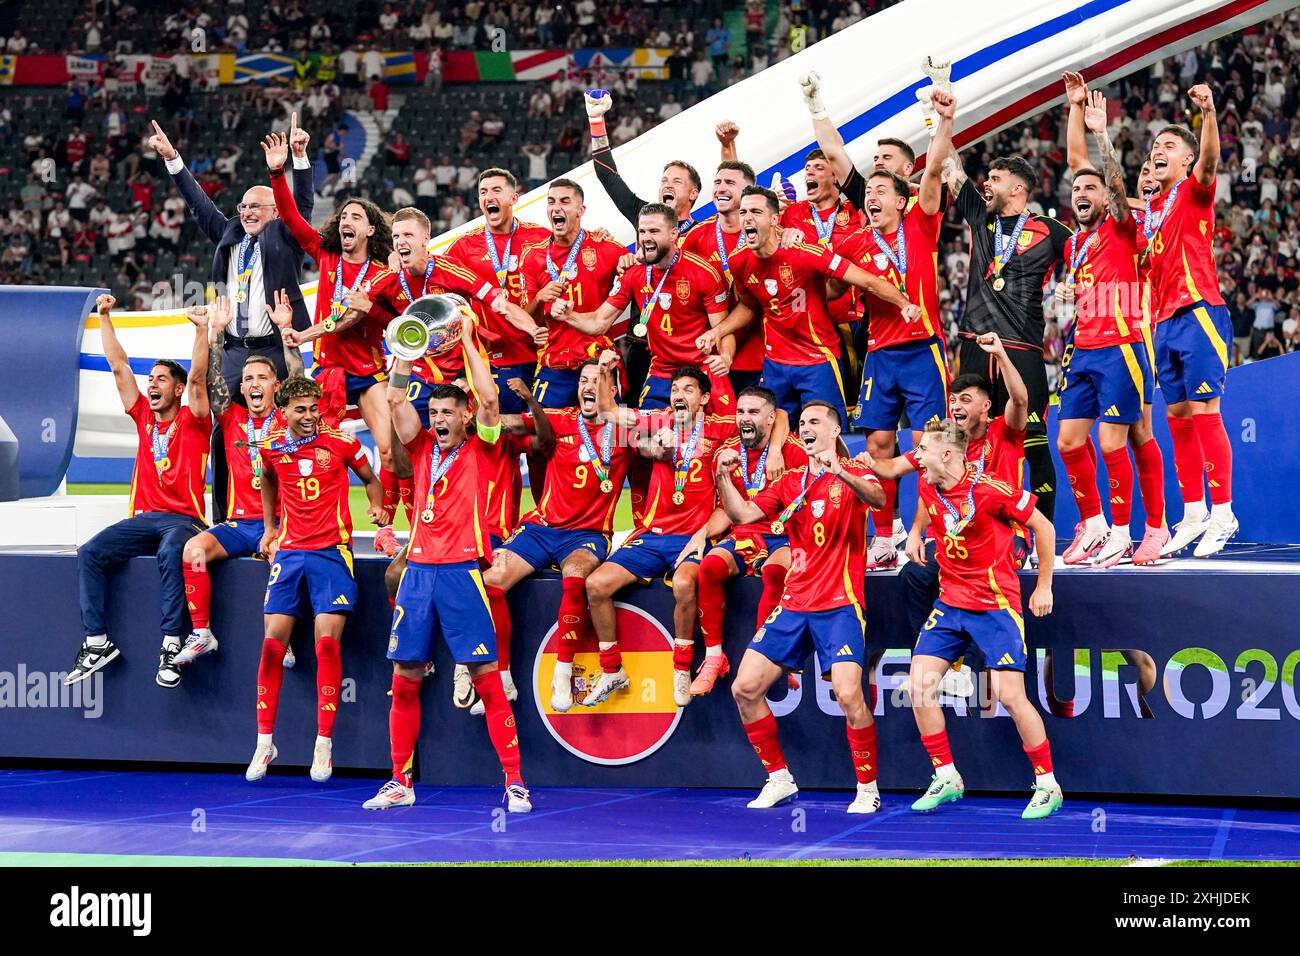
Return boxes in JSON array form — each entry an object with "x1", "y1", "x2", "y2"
[
  {"x1": 747, "y1": 768, "x2": 799, "y2": 809},
  {"x1": 847, "y1": 781, "x2": 881, "y2": 814},
  {"x1": 1090, "y1": 528, "x2": 1132, "y2": 568},
  {"x1": 581, "y1": 668, "x2": 630, "y2": 706},
  {"x1": 938, "y1": 663, "x2": 975, "y2": 698},
  {"x1": 282, "y1": 644, "x2": 296, "y2": 669},
  {"x1": 1161, "y1": 512, "x2": 1210, "y2": 556},
  {"x1": 174, "y1": 629, "x2": 218, "y2": 666},
  {"x1": 1063, "y1": 518, "x2": 1108, "y2": 565},
  {"x1": 245, "y1": 742, "x2": 278, "y2": 782},
  {"x1": 506, "y1": 783, "x2": 532, "y2": 813},
  {"x1": 452, "y1": 664, "x2": 477, "y2": 709},
  {"x1": 892, "y1": 518, "x2": 908, "y2": 548},
  {"x1": 363, "y1": 779, "x2": 415, "y2": 809},
  {"x1": 867, "y1": 536, "x2": 898, "y2": 569},
  {"x1": 673, "y1": 669, "x2": 691, "y2": 707},
  {"x1": 309, "y1": 736, "x2": 333, "y2": 782},
  {"x1": 1193, "y1": 511, "x2": 1238, "y2": 558},
  {"x1": 500, "y1": 670, "x2": 518, "y2": 702},
  {"x1": 155, "y1": 642, "x2": 182, "y2": 688},
  {"x1": 551, "y1": 670, "x2": 573, "y2": 712}
]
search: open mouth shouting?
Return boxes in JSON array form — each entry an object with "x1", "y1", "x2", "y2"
[
  {"x1": 1074, "y1": 197, "x2": 1093, "y2": 221},
  {"x1": 340, "y1": 224, "x2": 357, "y2": 249},
  {"x1": 866, "y1": 198, "x2": 884, "y2": 226},
  {"x1": 660, "y1": 188, "x2": 676, "y2": 206},
  {"x1": 396, "y1": 241, "x2": 415, "y2": 265},
  {"x1": 433, "y1": 422, "x2": 451, "y2": 444},
  {"x1": 550, "y1": 209, "x2": 568, "y2": 234},
  {"x1": 800, "y1": 430, "x2": 817, "y2": 450},
  {"x1": 248, "y1": 387, "x2": 267, "y2": 409},
  {"x1": 671, "y1": 397, "x2": 690, "y2": 424},
  {"x1": 579, "y1": 387, "x2": 598, "y2": 414},
  {"x1": 738, "y1": 419, "x2": 759, "y2": 443},
  {"x1": 147, "y1": 386, "x2": 164, "y2": 407},
  {"x1": 742, "y1": 224, "x2": 759, "y2": 245}
]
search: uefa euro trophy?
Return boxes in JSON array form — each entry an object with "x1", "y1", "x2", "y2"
[{"x1": 384, "y1": 293, "x2": 470, "y2": 360}]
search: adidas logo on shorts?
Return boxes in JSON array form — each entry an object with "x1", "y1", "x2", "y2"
[{"x1": 332, "y1": 595, "x2": 349, "y2": 606}]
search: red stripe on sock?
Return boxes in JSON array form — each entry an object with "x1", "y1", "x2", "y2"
[
  {"x1": 389, "y1": 674, "x2": 421, "y2": 787},
  {"x1": 1101, "y1": 446, "x2": 1135, "y2": 526},
  {"x1": 743, "y1": 712, "x2": 787, "y2": 774},
  {"x1": 673, "y1": 640, "x2": 694, "y2": 671},
  {"x1": 1023, "y1": 737, "x2": 1054, "y2": 776},
  {"x1": 315, "y1": 637, "x2": 342, "y2": 738},
  {"x1": 473, "y1": 670, "x2": 523, "y2": 787},
  {"x1": 379, "y1": 466, "x2": 402, "y2": 517},
  {"x1": 1167, "y1": 415, "x2": 1206, "y2": 504},
  {"x1": 846, "y1": 722, "x2": 879, "y2": 784},
  {"x1": 1060, "y1": 443, "x2": 1101, "y2": 520},
  {"x1": 598, "y1": 644, "x2": 623, "y2": 673},
  {"x1": 255, "y1": 639, "x2": 287, "y2": 735},
  {"x1": 1192, "y1": 413, "x2": 1233, "y2": 505},
  {"x1": 556, "y1": 577, "x2": 589, "y2": 665},
  {"x1": 920, "y1": 729, "x2": 953, "y2": 769},
  {"x1": 486, "y1": 585, "x2": 511, "y2": 671},
  {"x1": 183, "y1": 561, "x2": 211, "y2": 630}
]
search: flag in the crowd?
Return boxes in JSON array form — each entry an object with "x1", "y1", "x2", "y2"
[
  {"x1": 234, "y1": 52, "x2": 297, "y2": 84},
  {"x1": 383, "y1": 51, "x2": 416, "y2": 83},
  {"x1": 444, "y1": 50, "x2": 568, "y2": 82},
  {"x1": 65, "y1": 55, "x2": 103, "y2": 79},
  {"x1": 0, "y1": 55, "x2": 14, "y2": 85}
]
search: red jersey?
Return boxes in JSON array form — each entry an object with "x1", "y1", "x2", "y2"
[
  {"x1": 636, "y1": 412, "x2": 737, "y2": 535},
  {"x1": 751, "y1": 459, "x2": 877, "y2": 612},
  {"x1": 722, "y1": 433, "x2": 810, "y2": 538},
  {"x1": 680, "y1": 214, "x2": 764, "y2": 373},
  {"x1": 483, "y1": 429, "x2": 532, "y2": 541},
  {"x1": 270, "y1": 168, "x2": 395, "y2": 377},
  {"x1": 839, "y1": 205, "x2": 944, "y2": 349},
  {"x1": 905, "y1": 416, "x2": 1024, "y2": 486},
  {"x1": 730, "y1": 241, "x2": 853, "y2": 365},
  {"x1": 523, "y1": 409, "x2": 638, "y2": 533},
  {"x1": 125, "y1": 395, "x2": 211, "y2": 520},
  {"x1": 519, "y1": 232, "x2": 625, "y2": 369},
  {"x1": 780, "y1": 198, "x2": 865, "y2": 325},
  {"x1": 217, "y1": 405, "x2": 283, "y2": 520},
  {"x1": 444, "y1": 220, "x2": 552, "y2": 366},
  {"x1": 266, "y1": 424, "x2": 367, "y2": 551},
  {"x1": 1144, "y1": 176, "x2": 1224, "y2": 323},
  {"x1": 918, "y1": 469, "x2": 1037, "y2": 613},
  {"x1": 1064, "y1": 213, "x2": 1144, "y2": 348},
  {"x1": 366, "y1": 256, "x2": 499, "y2": 383},
  {"x1": 404, "y1": 430, "x2": 498, "y2": 565},
  {"x1": 604, "y1": 250, "x2": 729, "y2": 378}
]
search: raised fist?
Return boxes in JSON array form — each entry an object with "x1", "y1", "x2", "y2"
[{"x1": 585, "y1": 90, "x2": 612, "y2": 119}]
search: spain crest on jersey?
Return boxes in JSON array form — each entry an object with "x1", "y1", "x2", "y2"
[
  {"x1": 836, "y1": 208, "x2": 849, "y2": 226},
  {"x1": 829, "y1": 482, "x2": 842, "y2": 504},
  {"x1": 778, "y1": 263, "x2": 795, "y2": 286},
  {"x1": 315, "y1": 448, "x2": 332, "y2": 466},
  {"x1": 582, "y1": 247, "x2": 598, "y2": 269},
  {"x1": 675, "y1": 278, "x2": 691, "y2": 303}
]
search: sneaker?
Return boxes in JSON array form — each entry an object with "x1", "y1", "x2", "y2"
[
  {"x1": 452, "y1": 664, "x2": 477, "y2": 709},
  {"x1": 310, "y1": 737, "x2": 333, "y2": 782},
  {"x1": 1062, "y1": 520, "x2": 1107, "y2": 565},
  {"x1": 847, "y1": 781, "x2": 881, "y2": 814},
  {"x1": 245, "y1": 742, "x2": 278, "y2": 782},
  {"x1": 64, "y1": 639, "x2": 120, "y2": 686},
  {"x1": 282, "y1": 644, "x2": 297, "y2": 669},
  {"x1": 1132, "y1": 526, "x2": 1170, "y2": 566},
  {"x1": 374, "y1": 526, "x2": 400, "y2": 558},
  {"x1": 551, "y1": 670, "x2": 574, "y2": 712},
  {"x1": 363, "y1": 779, "x2": 415, "y2": 810},
  {"x1": 746, "y1": 768, "x2": 799, "y2": 809},
  {"x1": 937, "y1": 663, "x2": 975, "y2": 698},
  {"x1": 581, "y1": 668, "x2": 630, "y2": 706},
  {"x1": 506, "y1": 783, "x2": 532, "y2": 813},
  {"x1": 866, "y1": 536, "x2": 898, "y2": 570},
  {"x1": 911, "y1": 771, "x2": 964, "y2": 812},
  {"x1": 1193, "y1": 512, "x2": 1238, "y2": 558},
  {"x1": 673, "y1": 669, "x2": 692, "y2": 707},
  {"x1": 1090, "y1": 529, "x2": 1132, "y2": 568},
  {"x1": 1021, "y1": 782, "x2": 1064, "y2": 820},
  {"x1": 1161, "y1": 512, "x2": 1210, "y2": 556},
  {"x1": 174, "y1": 629, "x2": 219, "y2": 666},
  {"x1": 689, "y1": 654, "x2": 731, "y2": 696},
  {"x1": 156, "y1": 645, "x2": 182, "y2": 688}
]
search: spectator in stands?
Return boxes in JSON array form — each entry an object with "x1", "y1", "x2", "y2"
[
  {"x1": 434, "y1": 153, "x2": 456, "y2": 191},
  {"x1": 369, "y1": 76, "x2": 391, "y2": 113},
  {"x1": 691, "y1": 50, "x2": 715, "y2": 99},
  {"x1": 363, "y1": 44, "x2": 386, "y2": 83},
  {"x1": 659, "y1": 91, "x2": 683, "y2": 121},
  {"x1": 214, "y1": 146, "x2": 243, "y2": 185},
  {"x1": 339, "y1": 45, "x2": 361, "y2": 89},
  {"x1": 386, "y1": 131, "x2": 412, "y2": 169},
  {"x1": 707, "y1": 17, "x2": 731, "y2": 83},
  {"x1": 414, "y1": 157, "x2": 439, "y2": 218},
  {"x1": 88, "y1": 152, "x2": 111, "y2": 189},
  {"x1": 66, "y1": 176, "x2": 96, "y2": 224},
  {"x1": 455, "y1": 158, "x2": 478, "y2": 194},
  {"x1": 6, "y1": 29, "x2": 28, "y2": 54},
  {"x1": 522, "y1": 143, "x2": 550, "y2": 189},
  {"x1": 528, "y1": 87, "x2": 553, "y2": 119},
  {"x1": 46, "y1": 200, "x2": 73, "y2": 242},
  {"x1": 481, "y1": 113, "x2": 505, "y2": 147},
  {"x1": 459, "y1": 110, "x2": 483, "y2": 153}
]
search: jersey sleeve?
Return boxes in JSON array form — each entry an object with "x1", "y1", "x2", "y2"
[
  {"x1": 842, "y1": 458, "x2": 879, "y2": 483},
  {"x1": 1189, "y1": 175, "x2": 1216, "y2": 207},
  {"x1": 701, "y1": 263, "x2": 730, "y2": 315},
  {"x1": 1043, "y1": 216, "x2": 1073, "y2": 260},
  {"x1": 955, "y1": 178, "x2": 988, "y2": 232},
  {"x1": 403, "y1": 426, "x2": 432, "y2": 458},
  {"x1": 343, "y1": 434, "x2": 368, "y2": 467},
  {"x1": 806, "y1": 242, "x2": 852, "y2": 279},
  {"x1": 750, "y1": 470, "x2": 794, "y2": 519},
  {"x1": 983, "y1": 477, "x2": 1037, "y2": 524},
  {"x1": 126, "y1": 392, "x2": 149, "y2": 427},
  {"x1": 839, "y1": 166, "x2": 866, "y2": 212},
  {"x1": 909, "y1": 204, "x2": 943, "y2": 242},
  {"x1": 903, "y1": 449, "x2": 920, "y2": 470},
  {"x1": 433, "y1": 257, "x2": 496, "y2": 303},
  {"x1": 519, "y1": 247, "x2": 546, "y2": 301},
  {"x1": 604, "y1": 270, "x2": 634, "y2": 312}
]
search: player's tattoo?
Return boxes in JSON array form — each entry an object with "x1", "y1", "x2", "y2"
[
  {"x1": 207, "y1": 330, "x2": 233, "y2": 415},
  {"x1": 282, "y1": 333, "x2": 305, "y2": 383},
  {"x1": 1093, "y1": 129, "x2": 1129, "y2": 221}
]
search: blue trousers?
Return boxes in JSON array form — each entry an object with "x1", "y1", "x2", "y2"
[{"x1": 78, "y1": 512, "x2": 207, "y2": 639}]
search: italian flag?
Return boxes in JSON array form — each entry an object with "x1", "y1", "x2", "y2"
[{"x1": 443, "y1": 50, "x2": 569, "y2": 83}]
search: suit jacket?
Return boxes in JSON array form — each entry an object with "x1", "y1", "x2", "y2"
[{"x1": 170, "y1": 162, "x2": 316, "y2": 333}]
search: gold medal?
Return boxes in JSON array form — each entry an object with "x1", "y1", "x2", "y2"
[
  {"x1": 234, "y1": 290, "x2": 246, "y2": 304},
  {"x1": 992, "y1": 276, "x2": 1005, "y2": 292},
  {"x1": 420, "y1": 508, "x2": 434, "y2": 524},
  {"x1": 323, "y1": 316, "x2": 337, "y2": 333},
  {"x1": 672, "y1": 491, "x2": 685, "y2": 505},
  {"x1": 770, "y1": 520, "x2": 784, "y2": 535},
  {"x1": 252, "y1": 475, "x2": 262, "y2": 490},
  {"x1": 633, "y1": 322, "x2": 648, "y2": 338},
  {"x1": 600, "y1": 478, "x2": 614, "y2": 493},
  {"x1": 156, "y1": 457, "x2": 171, "y2": 473},
  {"x1": 1137, "y1": 248, "x2": 1151, "y2": 270}
]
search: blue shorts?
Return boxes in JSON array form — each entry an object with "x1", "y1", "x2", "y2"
[
  {"x1": 388, "y1": 560, "x2": 497, "y2": 664},
  {"x1": 712, "y1": 530, "x2": 789, "y2": 575},
  {"x1": 913, "y1": 599, "x2": 1026, "y2": 671},
  {"x1": 403, "y1": 374, "x2": 439, "y2": 428},
  {"x1": 535, "y1": 366, "x2": 581, "y2": 409},
  {"x1": 759, "y1": 358, "x2": 847, "y2": 426},
  {"x1": 637, "y1": 372, "x2": 671, "y2": 410},
  {"x1": 501, "y1": 522, "x2": 611, "y2": 570},
  {"x1": 606, "y1": 531, "x2": 700, "y2": 582},
  {"x1": 1155, "y1": 302, "x2": 1231, "y2": 405},
  {"x1": 1059, "y1": 340, "x2": 1152, "y2": 424},
  {"x1": 494, "y1": 362, "x2": 536, "y2": 415},
  {"x1": 750, "y1": 604, "x2": 865, "y2": 678},
  {"x1": 855, "y1": 339, "x2": 949, "y2": 432},
  {"x1": 263, "y1": 547, "x2": 356, "y2": 618},
  {"x1": 345, "y1": 372, "x2": 386, "y2": 405},
  {"x1": 207, "y1": 519, "x2": 266, "y2": 559}
]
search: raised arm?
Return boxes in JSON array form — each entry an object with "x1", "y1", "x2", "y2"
[
  {"x1": 979, "y1": 332, "x2": 1028, "y2": 431},
  {"x1": 153, "y1": 120, "x2": 228, "y2": 243},
  {"x1": 264, "y1": 288, "x2": 305, "y2": 380},
  {"x1": 714, "y1": 447, "x2": 766, "y2": 525},
  {"x1": 96, "y1": 294, "x2": 140, "y2": 410},
  {"x1": 1085, "y1": 90, "x2": 1129, "y2": 219},
  {"x1": 386, "y1": 358, "x2": 424, "y2": 445},
  {"x1": 552, "y1": 297, "x2": 619, "y2": 336},
  {"x1": 812, "y1": 450, "x2": 884, "y2": 507},
  {"x1": 184, "y1": 305, "x2": 211, "y2": 421},
  {"x1": 287, "y1": 111, "x2": 315, "y2": 222},
  {"x1": 506, "y1": 377, "x2": 555, "y2": 456},
  {"x1": 1062, "y1": 71, "x2": 1090, "y2": 173},
  {"x1": 799, "y1": 72, "x2": 855, "y2": 186},
  {"x1": 716, "y1": 120, "x2": 739, "y2": 164},
  {"x1": 595, "y1": 348, "x2": 638, "y2": 428},
  {"x1": 862, "y1": 450, "x2": 918, "y2": 482},
  {"x1": 265, "y1": 132, "x2": 322, "y2": 259},
  {"x1": 920, "y1": 90, "x2": 956, "y2": 215},
  {"x1": 1188, "y1": 84, "x2": 1218, "y2": 189},
  {"x1": 205, "y1": 296, "x2": 235, "y2": 415},
  {"x1": 460, "y1": 319, "x2": 500, "y2": 432},
  {"x1": 586, "y1": 91, "x2": 651, "y2": 228}
]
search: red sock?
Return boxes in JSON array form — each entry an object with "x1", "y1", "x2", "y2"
[
  {"x1": 556, "y1": 577, "x2": 589, "y2": 665},
  {"x1": 1085, "y1": 435, "x2": 1097, "y2": 469},
  {"x1": 486, "y1": 586, "x2": 511, "y2": 671},
  {"x1": 1024, "y1": 737, "x2": 1054, "y2": 777},
  {"x1": 389, "y1": 674, "x2": 421, "y2": 787},
  {"x1": 920, "y1": 729, "x2": 954, "y2": 769},
  {"x1": 379, "y1": 466, "x2": 401, "y2": 520},
  {"x1": 696, "y1": 553, "x2": 731, "y2": 648},
  {"x1": 599, "y1": 644, "x2": 622, "y2": 673},
  {"x1": 1060, "y1": 443, "x2": 1101, "y2": 520},
  {"x1": 1167, "y1": 415, "x2": 1206, "y2": 504},
  {"x1": 255, "y1": 639, "x2": 287, "y2": 734},
  {"x1": 473, "y1": 670, "x2": 523, "y2": 786},
  {"x1": 183, "y1": 561, "x2": 211, "y2": 630},
  {"x1": 315, "y1": 637, "x2": 342, "y2": 738},
  {"x1": 743, "y1": 712, "x2": 787, "y2": 774},
  {"x1": 673, "y1": 639, "x2": 694, "y2": 672},
  {"x1": 846, "y1": 722, "x2": 879, "y2": 784},
  {"x1": 870, "y1": 477, "x2": 897, "y2": 541},
  {"x1": 1132, "y1": 436, "x2": 1166, "y2": 528},
  {"x1": 1101, "y1": 447, "x2": 1134, "y2": 525},
  {"x1": 398, "y1": 475, "x2": 416, "y2": 524},
  {"x1": 1193, "y1": 413, "x2": 1233, "y2": 504},
  {"x1": 756, "y1": 562, "x2": 787, "y2": 628}
]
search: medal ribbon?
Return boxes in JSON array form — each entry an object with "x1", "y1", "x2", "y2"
[
  {"x1": 332, "y1": 258, "x2": 371, "y2": 318},
  {"x1": 485, "y1": 222, "x2": 518, "y2": 287},
  {"x1": 264, "y1": 430, "x2": 318, "y2": 455},
  {"x1": 810, "y1": 201, "x2": 839, "y2": 246},
  {"x1": 737, "y1": 441, "x2": 771, "y2": 497},
  {"x1": 872, "y1": 224, "x2": 908, "y2": 291},
  {"x1": 673, "y1": 414, "x2": 705, "y2": 499},
  {"x1": 245, "y1": 415, "x2": 272, "y2": 480},
  {"x1": 398, "y1": 257, "x2": 436, "y2": 303},
  {"x1": 1065, "y1": 229, "x2": 1097, "y2": 288},
  {"x1": 576, "y1": 414, "x2": 613, "y2": 485},
  {"x1": 236, "y1": 236, "x2": 259, "y2": 301},
  {"x1": 715, "y1": 217, "x2": 746, "y2": 283},
  {"x1": 422, "y1": 438, "x2": 467, "y2": 516},
  {"x1": 639, "y1": 253, "x2": 678, "y2": 330},
  {"x1": 773, "y1": 467, "x2": 823, "y2": 528},
  {"x1": 939, "y1": 458, "x2": 986, "y2": 537},
  {"x1": 1142, "y1": 179, "x2": 1182, "y2": 246},
  {"x1": 150, "y1": 417, "x2": 178, "y2": 475},
  {"x1": 545, "y1": 230, "x2": 586, "y2": 284},
  {"x1": 989, "y1": 210, "x2": 1030, "y2": 280}
]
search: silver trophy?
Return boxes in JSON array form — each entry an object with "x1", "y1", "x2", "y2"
[{"x1": 384, "y1": 293, "x2": 469, "y2": 360}]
